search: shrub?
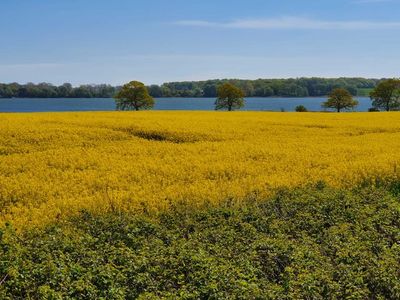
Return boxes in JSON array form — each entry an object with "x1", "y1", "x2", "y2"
[
  {"x1": 295, "y1": 105, "x2": 308, "y2": 112},
  {"x1": 0, "y1": 185, "x2": 399, "y2": 299}
]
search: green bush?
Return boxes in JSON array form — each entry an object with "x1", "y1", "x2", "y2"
[
  {"x1": 0, "y1": 186, "x2": 399, "y2": 299},
  {"x1": 295, "y1": 105, "x2": 308, "y2": 112}
]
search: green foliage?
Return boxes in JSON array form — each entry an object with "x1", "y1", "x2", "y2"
[
  {"x1": 357, "y1": 88, "x2": 373, "y2": 97},
  {"x1": 370, "y1": 79, "x2": 400, "y2": 111},
  {"x1": 0, "y1": 82, "x2": 117, "y2": 98},
  {"x1": 0, "y1": 78, "x2": 381, "y2": 99},
  {"x1": 215, "y1": 83, "x2": 245, "y2": 111},
  {"x1": 295, "y1": 105, "x2": 308, "y2": 112},
  {"x1": 0, "y1": 186, "x2": 399, "y2": 299},
  {"x1": 114, "y1": 81, "x2": 154, "y2": 111},
  {"x1": 323, "y1": 88, "x2": 359, "y2": 112},
  {"x1": 152, "y1": 78, "x2": 378, "y2": 98}
]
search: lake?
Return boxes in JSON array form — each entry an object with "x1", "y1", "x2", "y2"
[{"x1": 0, "y1": 97, "x2": 372, "y2": 112}]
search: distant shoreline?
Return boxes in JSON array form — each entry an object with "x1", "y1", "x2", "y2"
[
  {"x1": 0, "y1": 78, "x2": 375, "y2": 98},
  {"x1": 0, "y1": 96, "x2": 370, "y2": 100},
  {"x1": 0, "y1": 97, "x2": 373, "y2": 113}
]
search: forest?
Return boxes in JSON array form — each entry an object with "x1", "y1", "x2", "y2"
[{"x1": 0, "y1": 77, "x2": 380, "y2": 98}]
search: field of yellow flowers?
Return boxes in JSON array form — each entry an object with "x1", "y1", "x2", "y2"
[{"x1": 1, "y1": 111, "x2": 400, "y2": 229}]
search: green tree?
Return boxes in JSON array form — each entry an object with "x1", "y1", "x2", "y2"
[
  {"x1": 322, "y1": 88, "x2": 358, "y2": 112},
  {"x1": 147, "y1": 85, "x2": 163, "y2": 98},
  {"x1": 57, "y1": 83, "x2": 73, "y2": 98},
  {"x1": 114, "y1": 81, "x2": 154, "y2": 111},
  {"x1": 370, "y1": 79, "x2": 400, "y2": 111},
  {"x1": 295, "y1": 105, "x2": 308, "y2": 112},
  {"x1": 203, "y1": 83, "x2": 217, "y2": 97},
  {"x1": 215, "y1": 83, "x2": 245, "y2": 111},
  {"x1": 72, "y1": 85, "x2": 93, "y2": 98}
]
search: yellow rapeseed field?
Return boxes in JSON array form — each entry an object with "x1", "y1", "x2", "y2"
[{"x1": 1, "y1": 111, "x2": 400, "y2": 229}]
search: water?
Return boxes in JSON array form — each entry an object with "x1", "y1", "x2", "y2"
[{"x1": 0, "y1": 97, "x2": 372, "y2": 113}]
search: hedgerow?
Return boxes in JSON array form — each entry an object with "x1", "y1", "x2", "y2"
[{"x1": 0, "y1": 185, "x2": 399, "y2": 299}]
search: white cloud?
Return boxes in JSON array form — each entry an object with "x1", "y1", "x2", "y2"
[{"x1": 175, "y1": 17, "x2": 400, "y2": 30}]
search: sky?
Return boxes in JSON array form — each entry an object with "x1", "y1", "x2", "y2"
[{"x1": 0, "y1": 0, "x2": 399, "y2": 85}]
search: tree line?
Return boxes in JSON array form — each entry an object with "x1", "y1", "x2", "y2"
[
  {"x1": 0, "y1": 83, "x2": 117, "y2": 98},
  {"x1": 0, "y1": 78, "x2": 380, "y2": 99},
  {"x1": 115, "y1": 79, "x2": 400, "y2": 112},
  {"x1": 149, "y1": 77, "x2": 379, "y2": 97}
]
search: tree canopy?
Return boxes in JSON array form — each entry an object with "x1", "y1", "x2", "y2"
[
  {"x1": 114, "y1": 81, "x2": 154, "y2": 111},
  {"x1": 150, "y1": 78, "x2": 377, "y2": 98},
  {"x1": 215, "y1": 83, "x2": 245, "y2": 111},
  {"x1": 0, "y1": 78, "x2": 381, "y2": 98},
  {"x1": 0, "y1": 82, "x2": 117, "y2": 98},
  {"x1": 322, "y1": 88, "x2": 358, "y2": 112},
  {"x1": 370, "y1": 79, "x2": 400, "y2": 111},
  {"x1": 295, "y1": 105, "x2": 308, "y2": 112}
]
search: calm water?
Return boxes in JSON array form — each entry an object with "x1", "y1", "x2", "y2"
[{"x1": 0, "y1": 97, "x2": 372, "y2": 112}]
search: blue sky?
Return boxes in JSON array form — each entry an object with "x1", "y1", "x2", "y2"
[{"x1": 0, "y1": 0, "x2": 399, "y2": 85}]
